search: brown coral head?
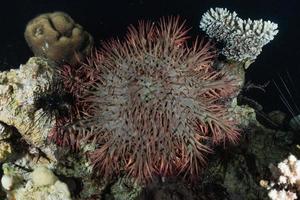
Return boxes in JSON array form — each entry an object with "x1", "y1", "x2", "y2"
[
  {"x1": 62, "y1": 17, "x2": 240, "y2": 184},
  {"x1": 24, "y1": 11, "x2": 93, "y2": 65}
]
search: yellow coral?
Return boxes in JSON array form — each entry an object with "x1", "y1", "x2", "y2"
[{"x1": 0, "y1": 142, "x2": 12, "y2": 162}]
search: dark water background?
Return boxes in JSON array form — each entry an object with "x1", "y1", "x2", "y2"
[{"x1": 0, "y1": 0, "x2": 299, "y2": 115}]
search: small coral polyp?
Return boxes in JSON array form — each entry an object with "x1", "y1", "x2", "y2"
[{"x1": 58, "y1": 17, "x2": 241, "y2": 183}]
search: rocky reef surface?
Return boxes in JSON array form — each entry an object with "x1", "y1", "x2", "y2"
[
  {"x1": 0, "y1": 57, "x2": 105, "y2": 199},
  {"x1": 0, "y1": 57, "x2": 298, "y2": 200}
]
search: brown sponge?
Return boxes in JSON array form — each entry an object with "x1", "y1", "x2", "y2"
[{"x1": 24, "y1": 12, "x2": 93, "y2": 64}]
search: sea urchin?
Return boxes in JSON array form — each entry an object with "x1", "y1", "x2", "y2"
[{"x1": 60, "y1": 17, "x2": 241, "y2": 183}]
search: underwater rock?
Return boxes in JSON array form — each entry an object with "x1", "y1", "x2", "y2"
[
  {"x1": 138, "y1": 178, "x2": 200, "y2": 200},
  {"x1": 289, "y1": 114, "x2": 300, "y2": 131},
  {"x1": 268, "y1": 110, "x2": 288, "y2": 127},
  {"x1": 0, "y1": 123, "x2": 14, "y2": 162},
  {"x1": 108, "y1": 178, "x2": 142, "y2": 200},
  {"x1": 226, "y1": 127, "x2": 296, "y2": 199},
  {"x1": 0, "y1": 57, "x2": 54, "y2": 148},
  {"x1": 24, "y1": 11, "x2": 94, "y2": 64},
  {"x1": 231, "y1": 99, "x2": 258, "y2": 128},
  {"x1": 54, "y1": 148, "x2": 107, "y2": 199},
  {"x1": 0, "y1": 144, "x2": 87, "y2": 199},
  {"x1": 0, "y1": 123, "x2": 13, "y2": 140},
  {"x1": 0, "y1": 141, "x2": 12, "y2": 162},
  {"x1": 203, "y1": 107, "x2": 298, "y2": 200}
]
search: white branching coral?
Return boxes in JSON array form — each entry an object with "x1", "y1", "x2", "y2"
[
  {"x1": 268, "y1": 189, "x2": 297, "y2": 200},
  {"x1": 200, "y1": 7, "x2": 279, "y2": 62},
  {"x1": 261, "y1": 154, "x2": 300, "y2": 200}
]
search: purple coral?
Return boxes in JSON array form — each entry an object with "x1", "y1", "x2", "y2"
[{"x1": 58, "y1": 17, "x2": 241, "y2": 183}]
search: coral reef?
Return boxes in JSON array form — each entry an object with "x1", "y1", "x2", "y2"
[
  {"x1": 57, "y1": 17, "x2": 242, "y2": 183},
  {"x1": 0, "y1": 7, "x2": 292, "y2": 200},
  {"x1": 200, "y1": 8, "x2": 278, "y2": 63},
  {"x1": 0, "y1": 145, "x2": 107, "y2": 200},
  {"x1": 106, "y1": 178, "x2": 142, "y2": 200},
  {"x1": 0, "y1": 57, "x2": 55, "y2": 148},
  {"x1": 54, "y1": 148, "x2": 107, "y2": 199},
  {"x1": 202, "y1": 106, "x2": 299, "y2": 200},
  {"x1": 0, "y1": 142, "x2": 12, "y2": 162},
  {"x1": 0, "y1": 56, "x2": 130, "y2": 200},
  {"x1": 262, "y1": 154, "x2": 300, "y2": 200},
  {"x1": 8, "y1": 166, "x2": 72, "y2": 200},
  {"x1": 24, "y1": 12, "x2": 94, "y2": 64}
]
